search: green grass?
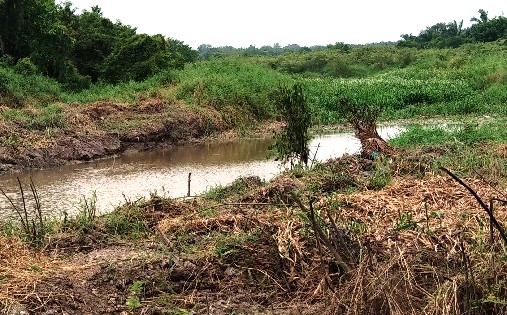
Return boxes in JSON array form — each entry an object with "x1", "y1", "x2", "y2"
[
  {"x1": 389, "y1": 120, "x2": 507, "y2": 182},
  {"x1": 176, "y1": 57, "x2": 291, "y2": 120},
  {"x1": 62, "y1": 70, "x2": 175, "y2": 104},
  {"x1": 2, "y1": 41, "x2": 507, "y2": 131},
  {"x1": 0, "y1": 66, "x2": 62, "y2": 106},
  {"x1": 203, "y1": 176, "x2": 263, "y2": 202},
  {"x1": 2, "y1": 104, "x2": 66, "y2": 130},
  {"x1": 390, "y1": 121, "x2": 507, "y2": 148}
]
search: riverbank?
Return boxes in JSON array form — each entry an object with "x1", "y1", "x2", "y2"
[
  {"x1": 0, "y1": 98, "x2": 284, "y2": 174},
  {"x1": 2, "y1": 137, "x2": 507, "y2": 314}
]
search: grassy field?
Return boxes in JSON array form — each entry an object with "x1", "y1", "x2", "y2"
[
  {"x1": 2, "y1": 42, "x2": 507, "y2": 313},
  {"x1": 2, "y1": 42, "x2": 507, "y2": 130}
]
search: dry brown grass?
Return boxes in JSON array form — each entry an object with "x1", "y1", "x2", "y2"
[
  {"x1": 2, "y1": 152, "x2": 507, "y2": 314},
  {"x1": 0, "y1": 235, "x2": 60, "y2": 308}
]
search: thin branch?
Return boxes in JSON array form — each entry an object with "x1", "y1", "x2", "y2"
[
  {"x1": 0, "y1": 187, "x2": 27, "y2": 232},
  {"x1": 155, "y1": 225, "x2": 173, "y2": 249},
  {"x1": 290, "y1": 192, "x2": 351, "y2": 273},
  {"x1": 17, "y1": 177, "x2": 29, "y2": 231},
  {"x1": 440, "y1": 167, "x2": 507, "y2": 246}
]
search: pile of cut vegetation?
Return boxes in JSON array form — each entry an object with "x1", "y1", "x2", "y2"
[{"x1": 1, "y1": 152, "x2": 507, "y2": 314}]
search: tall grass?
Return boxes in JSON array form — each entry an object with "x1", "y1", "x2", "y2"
[
  {"x1": 0, "y1": 66, "x2": 61, "y2": 107},
  {"x1": 176, "y1": 57, "x2": 291, "y2": 120},
  {"x1": 62, "y1": 70, "x2": 176, "y2": 104},
  {"x1": 390, "y1": 121, "x2": 507, "y2": 148},
  {"x1": 2, "y1": 42, "x2": 507, "y2": 128}
]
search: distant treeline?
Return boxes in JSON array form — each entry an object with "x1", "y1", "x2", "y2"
[
  {"x1": 1, "y1": 1, "x2": 506, "y2": 91},
  {"x1": 196, "y1": 42, "x2": 398, "y2": 60},
  {"x1": 198, "y1": 9, "x2": 506, "y2": 59},
  {"x1": 0, "y1": 0, "x2": 197, "y2": 90},
  {"x1": 397, "y1": 9, "x2": 507, "y2": 48}
]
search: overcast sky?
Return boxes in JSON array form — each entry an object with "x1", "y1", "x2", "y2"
[{"x1": 65, "y1": 0, "x2": 505, "y2": 49}]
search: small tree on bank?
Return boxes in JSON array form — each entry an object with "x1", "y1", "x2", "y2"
[
  {"x1": 272, "y1": 83, "x2": 311, "y2": 166},
  {"x1": 336, "y1": 98, "x2": 395, "y2": 158}
]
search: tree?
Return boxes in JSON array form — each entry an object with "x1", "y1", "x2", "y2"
[
  {"x1": 335, "y1": 97, "x2": 394, "y2": 158},
  {"x1": 71, "y1": 6, "x2": 136, "y2": 81},
  {"x1": 0, "y1": 0, "x2": 26, "y2": 58},
  {"x1": 468, "y1": 10, "x2": 507, "y2": 42},
  {"x1": 470, "y1": 9, "x2": 489, "y2": 24},
  {"x1": 398, "y1": 20, "x2": 465, "y2": 48},
  {"x1": 101, "y1": 34, "x2": 170, "y2": 83},
  {"x1": 166, "y1": 38, "x2": 197, "y2": 69},
  {"x1": 272, "y1": 83, "x2": 311, "y2": 166}
]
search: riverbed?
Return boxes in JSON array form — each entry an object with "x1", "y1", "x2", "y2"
[{"x1": 0, "y1": 127, "x2": 402, "y2": 220}]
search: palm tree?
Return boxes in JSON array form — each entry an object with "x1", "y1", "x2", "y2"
[{"x1": 470, "y1": 9, "x2": 489, "y2": 24}]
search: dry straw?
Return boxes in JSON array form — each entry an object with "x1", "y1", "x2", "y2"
[{"x1": 0, "y1": 235, "x2": 60, "y2": 308}]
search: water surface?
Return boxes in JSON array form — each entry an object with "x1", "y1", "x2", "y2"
[{"x1": 0, "y1": 127, "x2": 401, "y2": 219}]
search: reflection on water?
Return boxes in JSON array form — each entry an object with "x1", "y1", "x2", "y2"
[{"x1": 0, "y1": 126, "x2": 402, "y2": 219}]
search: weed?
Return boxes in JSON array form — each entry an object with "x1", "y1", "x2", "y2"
[
  {"x1": 368, "y1": 158, "x2": 392, "y2": 190},
  {"x1": 214, "y1": 228, "x2": 262, "y2": 259},
  {"x1": 102, "y1": 203, "x2": 148, "y2": 239},
  {"x1": 74, "y1": 191, "x2": 97, "y2": 229},
  {"x1": 203, "y1": 176, "x2": 261, "y2": 202},
  {"x1": 1, "y1": 219, "x2": 16, "y2": 237},
  {"x1": 126, "y1": 280, "x2": 145, "y2": 310},
  {"x1": 2, "y1": 135, "x2": 21, "y2": 147},
  {"x1": 394, "y1": 211, "x2": 418, "y2": 231},
  {"x1": 0, "y1": 178, "x2": 45, "y2": 248},
  {"x1": 2, "y1": 104, "x2": 66, "y2": 130},
  {"x1": 348, "y1": 219, "x2": 365, "y2": 234}
]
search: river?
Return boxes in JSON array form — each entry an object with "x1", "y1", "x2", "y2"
[{"x1": 0, "y1": 127, "x2": 402, "y2": 220}]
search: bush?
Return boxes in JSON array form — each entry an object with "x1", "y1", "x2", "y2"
[
  {"x1": 271, "y1": 83, "x2": 311, "y2": 166},
  {"x1": 101, "y1": 34, "x2": 170, "y2": 83},
  {"x1": 13, "y1": 57, "x2": 39, "y2": 75},
  {"x1": 177, "y1": 58, "x2": 288, "y2": 120}
]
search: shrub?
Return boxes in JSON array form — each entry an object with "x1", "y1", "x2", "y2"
[{"x1": 13, "y1": 57, "x2": 39, "y2": 75}]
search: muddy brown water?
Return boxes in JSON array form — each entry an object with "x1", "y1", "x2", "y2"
[{"x1": 0, "y1": 127, "x2": 402, "y2": 220}]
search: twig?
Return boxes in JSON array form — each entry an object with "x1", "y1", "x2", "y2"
[
  {"x1": 440, "y1": 167, "x2": 507, "y2": 246},
  {"x1": 17, "y1": 177, "x2": 29, "y2": 232},
  {"x1": 155, "y1": 225, "x2": 173, "y2": 249},
  {"x1": 290, "y1": 192, "x2": 351, "y2": 273},
  {"x1": 310, "y1": 143, "x2": 321, "y2": 168},
  {"x1": 0, "y1": 187, "x2": 27, "y2": 232},
  {"x1": 30, "y1": 177, "x2": 44, "y2": 239},
  {"x1": 326, "y1": 208, "x2": 354, "y2": 262},
  {"x1": 222, "y1": 202, "x2": 289, "y2": 207},
  {"x1": 489, "y1": 198, "x2": 494, "y2": 246}
]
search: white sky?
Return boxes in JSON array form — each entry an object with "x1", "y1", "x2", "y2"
[{"x1": 65, "y1": 0, "x2": 505, "y2": 49}]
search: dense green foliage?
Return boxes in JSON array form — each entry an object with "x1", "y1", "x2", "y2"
[
  {"x1": 271, "y1": 83, "x2": 311, "y2": 165},
  {"x1": 0, "y1": 0, "x2": 197, "y2": 88},
  {"x1": 398, "y1": 9, "x2": 507, "y2": 49},
  {"x1": 175, "y1": 58, "x2": 289, "y2": 121},
  {"x1": 1, "y1": 4, "x2": 507, "y2": 130}
]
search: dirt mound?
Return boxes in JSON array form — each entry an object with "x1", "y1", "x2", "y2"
[{"x1": 82, "y1": 102, "x2": 127, "y2": 120}]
